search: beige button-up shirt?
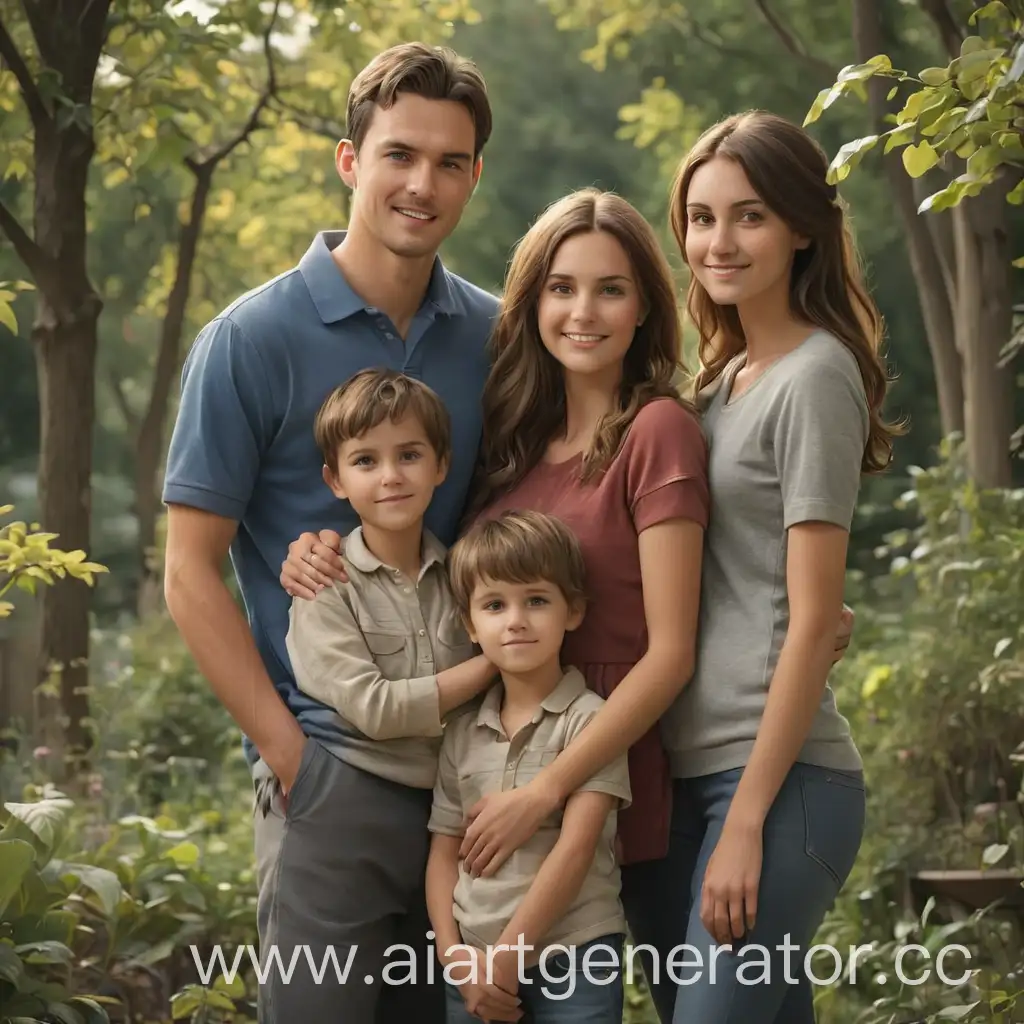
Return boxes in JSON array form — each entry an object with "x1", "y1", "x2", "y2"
[
  {"x1": 286, "y1": 527, "x2": 475, "y2": 789},
  {"x1": 428, "y1": 668, "x2": 631, "y2": 956}
]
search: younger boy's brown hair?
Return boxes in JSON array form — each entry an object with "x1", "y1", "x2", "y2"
[
  {"x1": 315, "y1": 368, "x2": 451, "y2": 473},
  {"x1": 347, "y1": 42, "x2": 492, "y2": 158},
  {"x1": 447, "y1": 510, "x2": 587, "y2": 616}
]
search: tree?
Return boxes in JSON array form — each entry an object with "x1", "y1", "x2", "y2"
[
  {"x1": 0, "y1": 0, "x2": 483, "y2": 769},
  {"x1": 807, "y1": 0, "x2": 1022, "y2": 486},
  {"x1": 0, "y1": 0, "x2": 112, "y2": 774}
]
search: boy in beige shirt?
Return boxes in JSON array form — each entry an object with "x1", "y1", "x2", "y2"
[
  {"x1": 280, "y1": 368, "x2": 497, "y2": 1021},
  {"x1": 427, "y1": 511, "x2": 631, "y2": 1024}
]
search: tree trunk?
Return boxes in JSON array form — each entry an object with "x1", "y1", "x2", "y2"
[
  {"x1": 31, "y1": 118, "x2": 103, "y2": 776},
  {"x1": 135, "y1": 165, "x2": 215, "y2": 618},
  {"x1": 953, "y1": 192, "x2": 1015, "y2": 487},
  {"x1": 852, "y1": 0, "x2": 965, "y2": 437}
]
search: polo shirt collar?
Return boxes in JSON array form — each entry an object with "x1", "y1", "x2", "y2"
[
  {"x1": 475, "y1": 667, "x2": 588, "y2": 734},
  {"x1": 344, "y1": 526, "x2": 447, "y2": 581},
  {"x1": 299, "y1": 230, "x2": 462, "y2": 324}
]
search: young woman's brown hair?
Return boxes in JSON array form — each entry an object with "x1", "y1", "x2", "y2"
[
  {"x1": 471, "y1": 187, "x2": 690, "y2": 515},
  {"x1": 670, "y1": 110, "x2": 899, "y2": 473}
]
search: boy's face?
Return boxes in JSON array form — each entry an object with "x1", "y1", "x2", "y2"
[
  {"x1": 465, "y1": 578, "x2": 583, "y2": 678},
  {"x1": 337, "y1": 92, "x2": 483, "y2": 261},
  {"x1": 324, "y1": 413, "x2": 447, "y2": 532}
]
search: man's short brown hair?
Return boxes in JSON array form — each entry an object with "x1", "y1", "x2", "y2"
[
  {"x1": 315, "y1": 368, "x2": 451, "y2": 472},
  {"x1": 346, "y1": 42, "x2": 492, "y2": 158},
  {"x1": 447, "y1": 510, "x2": 587, "y2": 615}
]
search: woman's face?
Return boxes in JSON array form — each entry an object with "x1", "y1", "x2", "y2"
[
  {"x1": 683, "y1": 155, "x2": 808, "y2": 313},
  {"x1": 536, "y1": 230, "x2": 643, "y2": 386}
]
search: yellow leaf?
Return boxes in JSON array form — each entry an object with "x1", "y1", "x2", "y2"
[
  {"x1": 216, "y1": 59, "x2": 239, "y2": 77},
  {"x1": 0, "y1": 300, "x2": 17, "y2": 335},
  {"x1": 238, "y1": 216, "x2": 267, "y2": 247},
  {"x1": 861, "y1": 664, "x2": 891, "y2": 699},
  {"x1": 902, "y1": 141, "x2": 939, "y2": 177},
  {"x1": 104, "y1": 166, "x2": 130, "y2": 189}
]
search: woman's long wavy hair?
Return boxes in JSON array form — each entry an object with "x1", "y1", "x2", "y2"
[
  {"x1": 468, "y1": 188, "x2": 689, "y2": 518},
  {"x1": 670, "y1": 110, "x2": 900, "y2": 473}
]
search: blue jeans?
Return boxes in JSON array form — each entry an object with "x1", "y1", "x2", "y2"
[
  {"x1": 444, "y1": 935, "x2": 625, "y2": 1023},
  {"x1": 620, "y1": 761, "x2": 866, "y2": 1024}
]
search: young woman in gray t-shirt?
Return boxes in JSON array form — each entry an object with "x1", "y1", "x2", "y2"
[{"x1": 649, "y1": 110, "x2": 899, "y2": 1023}]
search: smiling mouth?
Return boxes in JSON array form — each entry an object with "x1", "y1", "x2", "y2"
[
  {"x1": 376, "y1": 494, "x2": 414, "y2": 504},
  {"x1": 706, "y1": 265, "x2": 749, "y2": 275},
  {"x1": 563, "y1": 332, "x2": 606, "y2": 344},
  {"x1": 395, "y1": 207, "x2": 436, "y2": 222}
]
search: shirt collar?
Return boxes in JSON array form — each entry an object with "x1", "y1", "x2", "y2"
[
  {"x1": 299, "y1": 230, "x2": 462, "y2": 324},
  {"x1": 475, "y1": 667, "x2": 588, "y2": 735},
  {"x1": 343, "y1": 526, "x2": 448, "y2": 582}
]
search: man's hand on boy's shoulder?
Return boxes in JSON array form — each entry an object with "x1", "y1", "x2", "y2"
[{"x1": 281, "y1": 529, "x2": 347, "y2": 599}]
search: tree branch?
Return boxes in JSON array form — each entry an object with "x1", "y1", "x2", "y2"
[
  {"x1": 753, "y1": 0, "x2": 835, "y2": 78},
  {"x1": 0, "y1": 13, "x2": 48, "y2": 125},
  {"x1": 917, "y1": 0, "x2": 964, "y2": 60},
  {"x1": 273, "y1": 97, "x2": 345, "y2": 141},
  {"x1": 108, "y1": 367, "x2": 138, "y2": 432},
  {"x1": 196, "y1": 0, "x2": 280, "y2": 170},
  {"x1": 0, "y1": 196, "x2": 53, "y2": 285}
]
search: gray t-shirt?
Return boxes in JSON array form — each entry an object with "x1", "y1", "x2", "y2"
[{"x1": 662, "y1": 331, "x2": 867, "y2": 778}]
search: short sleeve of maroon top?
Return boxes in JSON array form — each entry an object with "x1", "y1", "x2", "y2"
[{"x1": 474, "y1": 398, "x2": 709, "y2": 864}]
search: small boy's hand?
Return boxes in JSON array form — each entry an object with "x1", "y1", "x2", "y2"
[
  {"x1": 456, "y1": 947, "x2": 522, "y2": 1022},
  {"x1": 280, "y1": 530, "x2": 347, "y2": 599}
]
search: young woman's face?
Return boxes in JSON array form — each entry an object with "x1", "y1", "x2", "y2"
[
  {"x1": 683, "y1": 155, "x2": 808, "y2": 313},
  {"x1": 536, "y1": 230, "x2": 643, "y2": 385}
]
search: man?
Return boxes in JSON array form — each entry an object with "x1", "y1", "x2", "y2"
[{"x1": 162, "y1": 43, "x2": 497, "y2": 1023}]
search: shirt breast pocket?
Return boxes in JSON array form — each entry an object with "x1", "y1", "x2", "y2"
[
  {"x1": 436, "y1": 608, "x2": 476, "y2": 668},
  {"x1": 363, "y1": 628, "x2": 409, "y2": 679}
]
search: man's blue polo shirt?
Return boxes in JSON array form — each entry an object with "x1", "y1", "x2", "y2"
[{"x1": 162, "y1": 230, "x2": 498, "y2": 768}]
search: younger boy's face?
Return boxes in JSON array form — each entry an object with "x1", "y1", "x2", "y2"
[
  {"x1": 465, "y1": 578, "x2": 583, "y2": 677},
  {"x1": 324, "y1": 413, "x2": 447, "y2": 532}
]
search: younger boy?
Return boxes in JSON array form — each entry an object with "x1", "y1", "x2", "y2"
[
  {"x1": 276, "y1": 368, "x2": 497, "y2": 1021},
  {"x1": 427, "y1": 510, "x2": 631, "y2": 1024}
]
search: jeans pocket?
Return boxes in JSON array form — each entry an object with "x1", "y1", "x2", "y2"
[{"x1": 800, "y1": 768, "x2": 866, "y2": 888}]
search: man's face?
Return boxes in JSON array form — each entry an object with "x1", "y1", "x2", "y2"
[{"x1": 338, "y1": 93, "x2": 481, "y2": 260}]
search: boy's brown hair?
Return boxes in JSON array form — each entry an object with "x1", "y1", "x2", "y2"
[
  {"x1": 315, "y1": 368, "x2": 451, "y2": 472},
  {"x1": 347, "y1": 42, "x2": 492, "y2": 159},
  {"x1": 447, "y1": 510, "x2": 587, "y2": 616}
]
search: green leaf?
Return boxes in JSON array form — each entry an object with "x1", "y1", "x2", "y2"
[
  {"x1": 47, "y1": 1002, "x2": 86, "y2": 1024},
  {"x1": 936, "y1": 1003, "x2": 981, "y2": 1019},
  {"x1": 3, "y1": 795, "x2": 73, "y2": 851},
  {"x1": 827, "y1": 134, "x2": 879, "y2": 183},
  {"x1": 0, "y1": 942, "x2": 27, "y2": 990},
  {"x1": 49, "y1": 861, "x2": 122, "y2": 916},
  {"x1": 982, "y1": 842, "x2": 1009, "y2": 865},
  {"x1": 919, "y1": 66, "x2": 948, "y2": 86},
  {"x1": 903, "y1": 140, "x2": 939, "y2": 176},
  {"x1": 0, "y1": 839, "x2": 35, "y2": 916},
  {"x1": 16, "y1": 939, "x2": 73, "y2": 965},
  {"x1": 67, "y1": 997, "x2": 112, "y2": 1024},
  {"x1": 970, "y1": 1, "x2": 1011, "y2": 26},
  {"x1": 165, "y1": 841, "x2": 200, "y2": 868},
  {"x1": 170, "y1": 987, "x2": 203, "y2": 1019},
  {"x1": 884, "y1": 123, "x2": 917, "y2": 152}
]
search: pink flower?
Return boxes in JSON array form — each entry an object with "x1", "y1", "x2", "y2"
[{"x1": 33, "y1": 746, "x2": 51, "y2": 759}]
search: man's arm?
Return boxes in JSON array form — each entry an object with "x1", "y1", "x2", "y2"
[{"x1": 164, "y1": 504, "x2": 306, "y2": 791}]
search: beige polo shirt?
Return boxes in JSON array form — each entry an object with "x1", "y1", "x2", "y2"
[
  {"x1": 428, "y1": 668, "x2": 631, "y2": 957},
  {"x1": 286, "y1": 527, "x2": 476, "y2": 789}
]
